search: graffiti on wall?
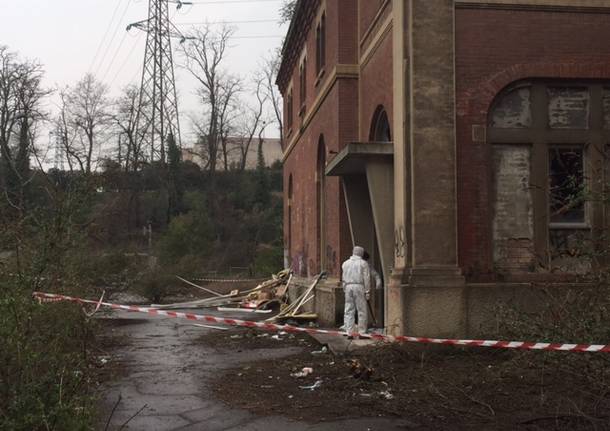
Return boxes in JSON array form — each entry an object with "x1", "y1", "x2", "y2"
[
  {"x1": 395, "y1": 225, "x2": 406, "y2": 258},
  {"x1": 325, "y1": 245, "x2": 337, "y2": 275}
]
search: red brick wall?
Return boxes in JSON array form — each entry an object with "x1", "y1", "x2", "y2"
[
  {"x1": 283, "y1": 79, "x2": 357, "y2": 278},
  {"x1": 338, "y1": 0, "x2": 358, "y2": 64},
  {"x1": 358, "y1": 0, "x2": 385, "y2": 41},
  {"x1": 359, "y1": 31, "x2": 393, "y2": 140},
  {"x1": 283, "y1": 1, "x2": 358, "y2": 140},
  {"x1": 455, "y1": 7, "x2": 610, "y2": 279},
  {"x1": 282, "y1": 1, "x2": 358, "y2": 278}
]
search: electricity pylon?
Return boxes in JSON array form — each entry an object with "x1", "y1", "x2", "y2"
[
  {"x1": 51, "y1": 131, "x2": 64, "y2": 171},
  {"x1": 128, "y1": 0, "x2": 191, "y2": 163}
]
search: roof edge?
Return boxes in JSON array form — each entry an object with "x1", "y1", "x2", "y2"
[{"x1": 275, "y1": 0, "x2": 320, "y2": 92}]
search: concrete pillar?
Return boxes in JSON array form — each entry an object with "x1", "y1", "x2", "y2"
[
  {"x1": 365, "y1": 160, "x2": 394, "y2": 322},
  {"x1": 388, "y1": 0, "x2": 410, "y2": 336},
  {"x1": 389, "y1": 0, "x2": 466, "y2": 337}
]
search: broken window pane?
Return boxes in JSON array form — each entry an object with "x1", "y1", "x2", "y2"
[
  {"x1": 549, "y1": 147, "x2": 585, "y2": 224},
  {"x1": 548, "y1": 87, "x2": 589, "y2": 129},
  {"x1": 490, "y1": 86, "x2": 532, "y2": 128},
  {"x1": 603, "y1": 88, "x2": 610, "y2": 129}
]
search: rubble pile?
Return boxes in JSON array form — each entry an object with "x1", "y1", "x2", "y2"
[{"x1": 152, "y1": 270, "x2": 325, "y2": 323}]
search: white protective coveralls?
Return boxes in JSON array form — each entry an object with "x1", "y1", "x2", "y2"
[{"x1": 341, "y1": 246, "x2": 371, "y2": 334}]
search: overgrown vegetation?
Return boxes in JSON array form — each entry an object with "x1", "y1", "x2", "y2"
[
  {"x1": 0, "y1": 169, "x2": 105, "y2": 429},
  {"x1": 496, "y1": 284, "x2": 610, "y2": 390},
  {"x1": 96, "y1": 161, "x2": 283, "y2": 277},
  {"x1": 0, "y1": 279, "x2": 97, "y2": 430},
  {"x1": 0, "y1": 37, "x2": 284, "y2": 428}
]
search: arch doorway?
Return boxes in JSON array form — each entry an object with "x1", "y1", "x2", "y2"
[{"x1": 325, "y1": 105, "x2": 395, "y2": 329}]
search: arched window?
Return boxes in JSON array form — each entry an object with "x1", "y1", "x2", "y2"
[
  {"x1": 370, "y1": 105, "x2": 392, "y2": 142},
  {"x1": 488, "y1": 80, "x2": 608, "y2": 272}
]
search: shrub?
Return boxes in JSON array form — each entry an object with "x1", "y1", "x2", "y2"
[
  {"x1": 252, "y1": 244, "x2": 284, "y2": 277},
  {"x1": 157, "y1": 212, "x2": 213, "y2": 266},
  {"x1": 0, "y1": 278, "x2": 96, "y2": 430},
  {"x1": 495, "y1": 283, "x2": 610, "y2": 393},
  {"x1": 133, "y1": 270, "x2": 172, "y2": 303}
]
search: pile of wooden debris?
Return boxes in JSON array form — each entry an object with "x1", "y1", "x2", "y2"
[{"x1": 151, "y1": 270, "x2": 326, "y2": 323}]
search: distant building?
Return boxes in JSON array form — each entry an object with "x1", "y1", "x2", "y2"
[
  {"x1": 278, "y1": 0, "x2": 610, "y2": 336},
  {"x1": 181, "y1": 137, "x2": 282, "y2": 170}
]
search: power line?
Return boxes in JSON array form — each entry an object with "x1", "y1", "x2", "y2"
[
  {"x1": 229, "y1": 34, "x2": 284, "y2": 39},
  {"x1": 88, "y1": 0, "x2": 124, "y2": 73},
  {"x1": 104, "y1": 2, "x2": 179, "y2": 89},
  {"x1": 188, "y1": 0, "x2": 281, "y2": 4},
  {"x1": 100, "y1": 29, "x2": 130, "y2": 83},
  {"x1": 93, "y1": 0, "x2": 133, "y2": 77},
  {"x1": 174, "y1": 18, "x2": 280, "y2": 25},
  {"x1": 108, "y1": 32, "x2": 143, "y2": 88}
]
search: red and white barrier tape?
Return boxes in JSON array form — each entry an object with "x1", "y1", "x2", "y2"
[{"x1": 33, "y1": 292, "x2": 610, "y2": 353}]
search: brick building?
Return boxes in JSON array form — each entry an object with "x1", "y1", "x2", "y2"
[
  {"x1": 277, "y1": 0, "x2": 610, "y2": 337},
  {"x1": 182, "y1": 137, "x2": 282, "y2": 170}
]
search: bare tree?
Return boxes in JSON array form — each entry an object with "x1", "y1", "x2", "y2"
[
  {"x1": 113, "y1": 84, "x2": 145, "y2": 172},
  {"x1": 0, "y1": 46, "x2": 48, "y2": 210},
  {"x1": 60, "y1": 74, "x2": 111, "y2": 173},
  {"x1": 181, "y1": 25, "x2": 240, "y2": 175},
  {"x1": 234, "y1": 76, "x2": 269, "y2": 171},
  {"x1": 261, "y1": 52, "x2": 283, "y2": 149},
  {"x1": 217, "y1": 78, "x2": 241, "y2": 171},
  {"x1": 279, "y1": 0, "x2": 298, "y2": 25}
]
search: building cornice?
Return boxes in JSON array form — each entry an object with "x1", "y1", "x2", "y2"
[
  {"x1": 282, "y1": 64, "x2": 359, "y2": 162},
  {"x1": 457, "y1": 0, "x2": 610, "y2": 12},
  {"x1": 277, "y1": 0, "x2": 321, "y2": 93},
  {"x1": 359, "y1": 0, "x2": 392, "y2": 54},
  {"x1": 359, "y1": 11, "x2": 393, "y2": 70}
]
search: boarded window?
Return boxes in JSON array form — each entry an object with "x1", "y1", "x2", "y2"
[
  {"x1": 490, "y1": 87, "x2": 532, "y2": 128},
  {"x1": 492, "y1": 146, "x2": 535, "y2": 271},
  {"x1": 548, "y1": 87, "x2": 589, "y2": 129},
  {"x1": 549, "y1": 147, "x2": 585, "y2": 224},
  {"x1": 487, "y1": 80, "x2": 607, "y2": 274}
]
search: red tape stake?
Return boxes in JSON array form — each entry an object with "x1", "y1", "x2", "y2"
[{"x1": 32, "y1": 292, "x2": 610, "y2": 353}]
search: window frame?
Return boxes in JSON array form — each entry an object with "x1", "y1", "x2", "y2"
[
  {"x1": 488, "y1": 80, "x2": 608, "y2": 267},
  {"x1": 285, "y1": 85, "x2": 293, "y2": 135},
  {"x1": 299, "y1": 56, "x2": 307, "y2": 116},
  {"x1": 315, "y1": 12, "x2": 326, "y2": 80}
]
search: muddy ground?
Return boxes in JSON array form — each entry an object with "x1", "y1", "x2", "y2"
[
  {"x1": 94, "y1": 281, "x2": 610, "y2": 430},
  {"x1": 203, "y1": 328, "x2": 610, "y2": 430},
  {"x1": 95, "y1": 310, "x2": 413, "y2": 430}
]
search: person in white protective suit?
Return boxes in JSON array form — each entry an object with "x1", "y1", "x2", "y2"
[{"x1": 341, "y1": 246, "x2": 370, "y2": 336}]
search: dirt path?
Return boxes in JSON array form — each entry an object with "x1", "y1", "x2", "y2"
[{"x1": 97, "y1": 310, "x2": 415, "y2": 431}]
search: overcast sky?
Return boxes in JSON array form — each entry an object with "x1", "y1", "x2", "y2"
[{"x1": 0, "y1": 0, "x2": 288, "y2": 156}]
